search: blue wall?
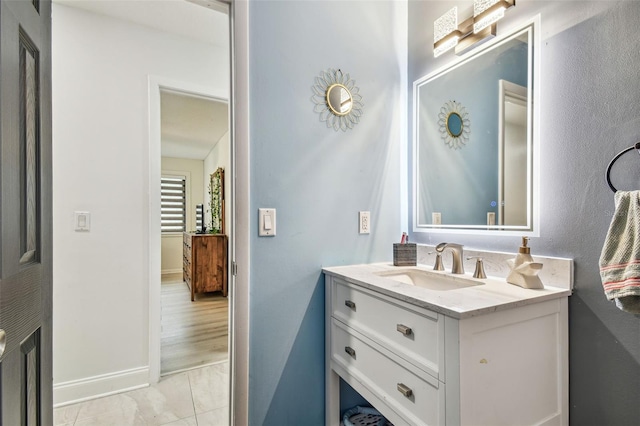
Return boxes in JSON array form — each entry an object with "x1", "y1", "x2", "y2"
[
  {"x1": 248, "y1": 1, "x2": 405, "y2": 424},
  {"x1": 409, "y1": 2, "x2": 640, "y2": 424}
]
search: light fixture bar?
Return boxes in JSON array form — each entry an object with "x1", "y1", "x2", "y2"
[
  {"x1": 455, "y1": 24, "x2": 497, "y2": 55},
  {"x1": 433, "y1": 1, "x2": 515, "y2": 57}
]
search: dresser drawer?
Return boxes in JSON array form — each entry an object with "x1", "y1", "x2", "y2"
[
  {"x1": 332, "y1": 279, "x2": 443, "y2": 380},
  {"x1": 331, "y1": 319, "x2": 444, "y2": 426}
]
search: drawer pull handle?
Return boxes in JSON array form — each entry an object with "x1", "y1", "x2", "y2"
[
  {"x1": 397, "y1": 383, "x2": 413, "y2": 398},
  {"x1": 345, "y1": 346, "x2": 356, "y2": 357},
  {"x1": 396, "y1": 324, "x2": 412, "y2": 336},
  {"x1": 344, "y1": 300, "x2": 356, "y2": 309}
]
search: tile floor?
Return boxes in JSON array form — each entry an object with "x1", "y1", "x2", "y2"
[{"x1": 53, "y1": 362, "x2": 229, "y2": 426}]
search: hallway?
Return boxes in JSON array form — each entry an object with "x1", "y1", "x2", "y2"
[{"x1": 161, "y1": 273, "x2": 228, "y2": 375}]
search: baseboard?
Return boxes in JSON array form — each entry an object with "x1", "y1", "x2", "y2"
[
  {"x1": 161, "y1": 269, "x2": 182, "y2": 275},
  {"x1": 53, "y1": 366, "x2": 149, "y2": 407}
]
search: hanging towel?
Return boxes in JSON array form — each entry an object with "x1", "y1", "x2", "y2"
[{"x1": 599, "y1": 190, "x2": 640, "y2": 314}]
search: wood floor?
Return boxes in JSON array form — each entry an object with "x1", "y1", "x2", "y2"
[{"x1": 161, "y1": 273, "x2": 229, "y2": 375}]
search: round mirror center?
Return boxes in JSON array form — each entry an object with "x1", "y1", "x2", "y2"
[
  {"x1": 446, "y1": 112, "x2": 463, "y2": 137},
  {"x1": 326, "y1": 84, "x2": 353, "y2": 116}
]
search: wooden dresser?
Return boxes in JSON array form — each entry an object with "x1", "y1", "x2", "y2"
[{"x1": 183, "y1": 233, "x2": 228, "y2": 301}]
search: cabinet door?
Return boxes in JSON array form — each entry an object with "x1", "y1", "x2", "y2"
[{"x1": 459, "y1": 300, "x2": 566, "y2": 425}]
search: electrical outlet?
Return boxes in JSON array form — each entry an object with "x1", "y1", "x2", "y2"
[
  {"x1": 359, "y1": 211, "x2": 370, "y2": 234},
  {"x1": 487, "y1": 212, "x2": 496, "y2": 226},
  {"x1": 432, "y1": 212, "x2": 441, "y2": 225}
]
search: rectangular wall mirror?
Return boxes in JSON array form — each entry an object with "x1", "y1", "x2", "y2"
[{"x1": 413, "y1": 19, "x2": 539, "y2": 235}]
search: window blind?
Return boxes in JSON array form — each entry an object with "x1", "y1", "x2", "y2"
[{"x1": 161, "y1": 176, "x2": 186, "y2": 233}]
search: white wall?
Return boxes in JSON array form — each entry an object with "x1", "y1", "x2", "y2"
[
  {"x1": 203, "y1": 131, "x2": 230, "y2": 234},
  {"x1": 161, "y1": 157, "x2": 204, "y2": 274},
  {"x1": 52, "y1": 4, "x2": 228, "y2": 404}
]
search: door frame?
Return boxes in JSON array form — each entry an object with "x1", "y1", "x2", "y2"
[
  {"x1": 229, "y1": 0, "x2": 250, "y2": 424},
  {"x1": 497, "y1": 79, "x2": 528, "y2": 226},
  {"x1": 149, "y1": 0, "x2": 251, "y2": 422}
]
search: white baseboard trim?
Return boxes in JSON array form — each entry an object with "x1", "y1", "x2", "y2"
[
  {"x1": 53, "y1": 366, "x2": 149, "y2": 407},
  {"x1": 161, "y1": 269, "x2": 182, "y2": 275}
]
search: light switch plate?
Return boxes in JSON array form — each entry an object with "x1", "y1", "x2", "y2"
[
  {"x1": 259, "y1": 208, "x2": 276, "y2": 236},
  {"x1": 74, "y1": 211, "x2": 91, "y2": 232}
]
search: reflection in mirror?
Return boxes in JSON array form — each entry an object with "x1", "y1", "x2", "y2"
[
  {"x1": 499, "y1": 80, "x2": 527, "y2": 226},
  {"x1": 438, "y1": 100, "x2": 470, "y2": 149},
  {"x1": 447, "y1": 113, "x2": 463, "y2": 137},
  {"x1": 413, "y1": 21, "x2": 538, "y2": 234},
  {"x1": 327, "y1": 84, "x2": 353, "y2": 116}
]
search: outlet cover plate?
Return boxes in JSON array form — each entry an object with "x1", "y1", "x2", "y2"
[{"x1": 359, "y1": 211, "x2": 370, "y2": 234}]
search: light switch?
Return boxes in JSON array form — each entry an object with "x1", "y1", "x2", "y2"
[
  {"x1": 75, "y1": 211, "x2": 91, "y2": 232},
  {"x1": 259, "y1": 208, "x2": 276, "y2": 236}
]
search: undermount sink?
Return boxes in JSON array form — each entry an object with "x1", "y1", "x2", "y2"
[{"x1": 375, "y1": 267, "x2": 483, "y2": 291}]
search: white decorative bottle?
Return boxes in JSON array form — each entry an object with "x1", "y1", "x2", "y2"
[{"x1": 506, "y1": 237, "x2": 544, "y2": 289}]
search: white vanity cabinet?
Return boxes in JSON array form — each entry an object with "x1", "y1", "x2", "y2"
[{"x1": 325, "y1": 274, "x2": 569, "y2": 426}]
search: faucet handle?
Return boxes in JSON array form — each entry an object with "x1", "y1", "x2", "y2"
[
  {"x1": 428, "y1": 251, "x2": 445, "y2": 271},
  {"x1": 466, "y1": 256, "x2": 487, "y2": 279}
]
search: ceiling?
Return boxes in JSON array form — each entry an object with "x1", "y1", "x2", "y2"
[
  {"x1": 54, "y1": 0, "x2": 228, "y2": 47},
  {"x1": 161, "y1": 90, "x2": 229, "y2": 160},
  {"x1": 54, "y1": 0, "x2": 230, "y2": 160}
]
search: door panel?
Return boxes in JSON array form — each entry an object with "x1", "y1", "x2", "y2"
[
  {"x1": 0, "y1": 0, "x2": 52, "y2": 424},
  {"x1": 22, "y1": 330, "x2": 41, "y2": 426},
  {"x1": 20, "y1": 29, "x2": 41, "y2": 265}
]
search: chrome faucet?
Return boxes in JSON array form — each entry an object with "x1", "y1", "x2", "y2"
[{"x1": 435, "y1": 243, "x2": 465, "y2": 274}]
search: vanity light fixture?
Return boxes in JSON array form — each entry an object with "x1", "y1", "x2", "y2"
[
  {"x1": 473, "y1": 0, "x2": 515, "y2": 33},
  {"x1": 433, "y1": 1, "x2": 515, "y2": 57},
  {"x1": 434, "y1": 7, "x2": 462, "y2": 58}
]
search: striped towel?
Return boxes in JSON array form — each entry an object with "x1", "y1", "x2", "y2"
[{"x1": 599, "y1": 190, "x2": 640, "y2": 314}]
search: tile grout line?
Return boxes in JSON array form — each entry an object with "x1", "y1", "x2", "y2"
[{"x1": 188, "y1": 371, "x2": 199, "y2": 426}]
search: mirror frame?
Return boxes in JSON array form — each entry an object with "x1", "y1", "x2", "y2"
[
  {"x1": 412, "y1": 16, "x2": 540, "y2": 236},
  {"x1": 311, "y1": 68, "x2": 364, "y2": 132}
]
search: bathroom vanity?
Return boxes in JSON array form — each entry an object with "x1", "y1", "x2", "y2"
[{"x1": 324, "y1": 261, "x2": 571, "y2": 426}]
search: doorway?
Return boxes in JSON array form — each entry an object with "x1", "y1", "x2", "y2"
[
  {"x1": 158, "y1": 89, "x2": 230, "y2": 375},
  {"x1": 50, "y1": 0, "x2": 236, "y2": 417}
]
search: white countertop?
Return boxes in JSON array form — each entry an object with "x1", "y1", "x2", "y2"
[{"x1": 323, "y1": 262, "x2": 572, "y2": 319}]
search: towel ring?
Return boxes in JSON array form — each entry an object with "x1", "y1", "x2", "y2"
[{"x1": 605, "y1": 142, "x2": 640, "y2": 192}]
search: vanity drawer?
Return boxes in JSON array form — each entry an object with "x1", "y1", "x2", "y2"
[
  {"x1": 331, "y1": 319, "x2": 445, "y2": 426},
  {"x1": 332, "y1": 279, "x2": 443, "y2": 380}
]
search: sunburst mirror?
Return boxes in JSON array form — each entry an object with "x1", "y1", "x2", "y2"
[
  {"x1": 312, "y1": 69, "x2": 363, "y2": 132},
  {"x1": 438, "y1": 100, "x2": 470, "y2": 149}
]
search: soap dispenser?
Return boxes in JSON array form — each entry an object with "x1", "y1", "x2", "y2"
[{"x1": 506, "y1": 237, "x2": 544, "y2": 289}]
